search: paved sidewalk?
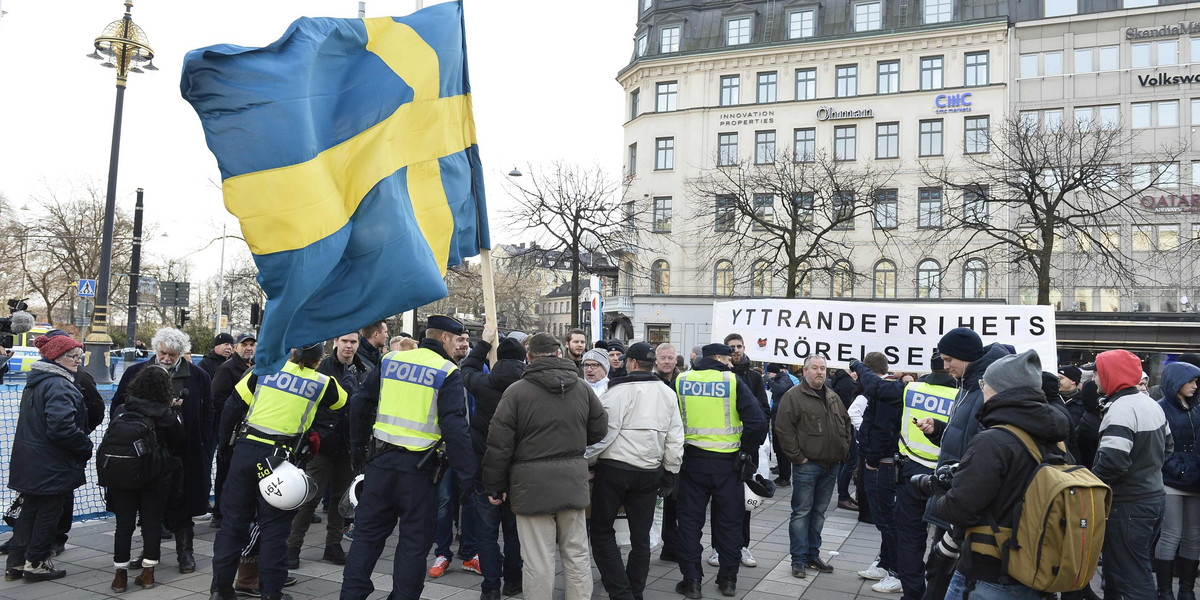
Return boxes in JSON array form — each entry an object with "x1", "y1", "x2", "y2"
[{"x1": 0, "y1": 486, "x2": 908, "y2": 600}]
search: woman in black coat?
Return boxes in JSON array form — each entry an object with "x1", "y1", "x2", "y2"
[
  {"x1": 112, "y1": 328, "x2": 213, "y2": 573},
  {"x1": 107, "y1": 366, "x2": 185, "y2": 593}
]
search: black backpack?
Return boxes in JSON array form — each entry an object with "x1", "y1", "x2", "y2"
[{"x1": 97, "y1": 411, "x2": 163, "y2": 490}]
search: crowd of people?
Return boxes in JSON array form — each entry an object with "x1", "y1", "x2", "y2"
[{"x1": 2, "y1": 317, "x2": 1198, "y2": 600}]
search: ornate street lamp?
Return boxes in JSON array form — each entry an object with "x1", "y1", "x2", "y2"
[{"x1": 83, "y1": 0, "x2": 156, "y2": 384}]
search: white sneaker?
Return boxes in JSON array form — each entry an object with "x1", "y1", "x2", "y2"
[
  {"x1": 740, "y1": 547, "x2": 756, "y2": 567},
  {"x1": 872, "y1": 575, "x2": 903, "y2": 593},
  {"x1": 707, "y1": 550, "x2": 720, "y2": 566},
  {"x1": 857, "y1": 565, "x2": 888, "y2": 580}
]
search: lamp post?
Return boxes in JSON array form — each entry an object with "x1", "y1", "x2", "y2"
[
  {"x1": 124, "y1": 189, "x2": 144, "y2": 366},
  {"x1": 83, "y1": 0, "x2": 155, "y2": 384}
]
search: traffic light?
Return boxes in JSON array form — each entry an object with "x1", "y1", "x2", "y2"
[
  {"x1": 179, "y1": 309, "x2": 191, "y2": 327},
  {"x1": 250, "y1": 302, "x2": 261, "y2": 328}
]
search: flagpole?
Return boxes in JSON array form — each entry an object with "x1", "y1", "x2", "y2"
[{"x1": 479, "y1": 248, "x2": 498, "y2": 365}]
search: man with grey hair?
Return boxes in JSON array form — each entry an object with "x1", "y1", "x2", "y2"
[
  {"x1": 655, "y1": 343, "x2": 679, "y2": 388},
  {"x1": 483, "y1": 333, "x2": 608, "y2": 600},
  {"x1": 112, "y1": 327, "x2": 213, "y2": 575}
]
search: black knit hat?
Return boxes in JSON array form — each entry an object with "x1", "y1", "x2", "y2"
[
  {"x1": 937, "y1": 327, "x2": 985, "y2": 362},
  {"x1": 497, "y1": 337, "x2": 526, "y2": 361}
]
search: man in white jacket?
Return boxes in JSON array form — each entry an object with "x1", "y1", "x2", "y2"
[{"x1": 586, "y1": 341, "x2": 685, "y2": 600}]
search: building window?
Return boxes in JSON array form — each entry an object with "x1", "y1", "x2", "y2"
[
  {"x1": 1160, "y1": 100, "x2": 1179, "y2": 126},
  {"x1": 727, "y1": 17, "x2": 751, "y2": 45},
  {"x1": 917, "y1": 259, "x2": 941, "y2": 298},
  {"x1": 630, "y1": 89, "x2": 639, "y2": 119},
  {"x1": 718, "y1": 133, "x2": 738, "y2": 166},
  {"x1": 789, "y1": 9, "x2": 815, "y2": 39},
  {"x1": 655, "y1": 137, "x2": 674, "y2": 170},
  {"x1": 757, "y1": 72, "x2": 778, "y2": 103},
  {"x1": 755, "y1": 130, "x2": 776, "y2": 164},
  {"x1": 1044, "y1": 108, "x2": 1063, "y2": 131},
  {"x1": 963, "y1": 259, "x2": 988, "y2": 299},
  {"x1": 874, "y1": 188, "x2": 898, "y2": 229},
  {"x1": 1133, "y1": 101, "x2": 1179, "y2": 127},
  {"x1": 919, "y1": 119, "x2": 943, "y2": 157},
  {"x1": 715, "y1": 195, "x2": 736, "y2": 231},
  {"x1": 794, "y1": 128, "x2": 816, "y2": 162},
  {"x1": 646, "y1": 324, "x2": 671, "y2": 344},
  {"x1": 855, "y1": 1, "x2": 882, "y2": 32},
  {"x1": 1131, "y1": 102, "x2": 1151, "y2": 128},
  {"x1": 796, "y1": 68, "x2": 816, "y2": 101},
  {"x1": 965, "y1": 116, "x2": 989, "y2": 154},
  {"x1": 965, "y1": 52, "x2": 989, "y2": 86},
  {"x1": 643, "y1": 0, "x2": 652, "y2": 10},
  {"x1": 1020, "y1": 54, "x2": 1038, "y2": 78},
  {"x1": 653, "y1": 197, "x2": 672, "y2": 233},
  {"x1": 963, "y1": 185, "x2": 988, "y2": 225},
  {"x1": 878, "y1": 61, "x2": 900, "y2": 94},
  {"x1": 834, "y1": 125, "x2": 857, "y2": 160},
  {"x1": 918, "y1": 187, "x2": 943, "y2": 228},
  {"x1": 1160, "y1": 224, "x2": 1180, "y2": 250},
  {"x1": 1125, "y1": 0, "x2": 1158, "y2": 6},
  {"x1": 656, "y1": 81, "x2": 677, "y2": 112},
  {"x1": 1075, "y1": 48, "x2": 1094, "y2": 73},
  {"x1": 836, "y1": 65, "x2": 858, "y2": 97},
  {"x1": 714, "y1": 260, "x2": 734, "y2": 296},
  {"x1": 1132, "y1": 43, "x2": 1151, "y2": 68},
  {"x1": 1133, "y1": 162, "x2": 1178, "y2": 188},
  {"x1": 720, "y1": 75, "x2": 740, "y2": 106},
  {"x1": 628, "y1": 143, "x2": 637, "y2": 176},
  {"x1": 795, "y1": 193, "x2": 814, "y2": 227},
  {"x1": 1160, "y1": 40, "x2": 1178, "y2": 65},
  {"x1": 925, "y1": 0, "x2": 952, "y2": 23},
  {"x1": 832, "y1": 192, "x2": 855, "y2": 229},
  {"x1": 660, "y1": 26, "x2": 680, "y2": 53},
  {"x1": 651, "y1": 260, "x2": 670, "y2": 294},
  {"x1": 753, "y1": 194, "x2": 774, "y2": 230},
  {"x1": 1193, "y1": 38, "x2": 1200, "y2": 63},
  {"x1": 874, "y1": 260, "x2": 897, "y2": 299},
  {"x1": 795, "y1": 262, "x2": 813, "y2": 297},
  {"x1": 751, "y1": 260, "x2": 772, "y2": 296},
  {"x1": 832, "y1": 260, "x2": 854, "y2": 298},
  {"x1": 636, "y1": 34, "x2": 648, "y2": 57},
  {"x1": 920, "y1": 56, "x2": 944, "y2": 90},
  {"x1": 1044, "y1": 0, "x2": 1078, "y2": 17},
  {"x1": 876, "y1": 122, "x2": 899, "y2": 159},
  {"x1": 1044, "y1": 51, "x2": 1063, "y2": 75},
  {"x1": 1099, "y1": 105, "x2": 1119, "y2": 128}
]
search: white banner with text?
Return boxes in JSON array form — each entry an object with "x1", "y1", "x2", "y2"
[{"x1": 712, "y1": 299, "x2": 1057, "y2": 371}]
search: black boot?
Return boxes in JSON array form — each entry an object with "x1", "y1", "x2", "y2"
[
  {"x1": 1158, "y1": 558, "x2": 1177, "y2": 600},
  {"x1": 1179, "y1": 559, "x2": 1198, "y2": 600},
  {"x1": 176, "y1": 527, "x2": 196, "y2": 574}
]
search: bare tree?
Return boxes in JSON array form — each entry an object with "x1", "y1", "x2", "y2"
[
  {"x1": 923, "y1": 115, "x2": 1186, "y2": 305},
  {"x1": 504, "y1": 162, "x2": 631, "y2": 327},
  {"x1": 684, "y1": 148, "x2": 900, "y2": 298}
]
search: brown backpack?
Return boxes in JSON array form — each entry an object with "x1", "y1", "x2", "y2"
[{"x1": 963, "y1": 424, "x2": 1112, "y2": 593}]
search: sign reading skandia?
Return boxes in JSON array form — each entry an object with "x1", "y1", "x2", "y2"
[
  {"x1": 1126, "y1": 22, "x2": 1200, "y2": 40},
  {"x1": 1139, "y1": 194, "x2": 1200, "y2": 212},
  {"x1": 1137, "y1": 72, "x2": 1200, "y2": 86},
  {"x1": 815, "y1": 106, "x2": 873, "y2": 121}
]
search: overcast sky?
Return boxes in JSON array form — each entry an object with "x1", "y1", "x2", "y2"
[{"x1": 0, "y1": 0, "x2": 630, "y2": 279}]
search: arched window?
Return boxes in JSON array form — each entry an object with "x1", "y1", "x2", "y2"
[
  {"x1": 917, "y1": 259, "x2": 941, "y2": 298},
  {"x1": 751, "y1": 260, "x2": 772, "y2": 296},
  {"x1": 651, "y1": 259, "x2": 670, "y2": 294},
  {"x1": 714, "y1": 260, "x2": 734, "y2": 296},
  {"x1": 795, "y1": 262, "x2": 813, "y2": 297},
  {"x1": 831, "y1": 260, "x2": 854, "y2": 298},
  {"x1": 963, "y1": 259, "x2": 988, "y2": 299},
  {"x1": 873, "y1": 259, "x2": 897, "y2": 299}
]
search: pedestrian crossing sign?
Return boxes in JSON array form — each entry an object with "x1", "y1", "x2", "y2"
[{"x1": 78, "y1": 279, "x2": 96, "y2": 298}]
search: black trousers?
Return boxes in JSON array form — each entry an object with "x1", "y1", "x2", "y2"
[
  {"x1": 590, "y1": 463, "x2": 660, "y2": 600},
  {"x1": 54, "y1": 492, "x2": 73, "y2": 547},
  {"x1": 6, "y1": 492, "x2": 69, "y2": 568},
  {"x1": 213, "y1": 445, "x2": 233, "y2": 519},
  {"x1": 661, "y1": 494, "x2": 678, "y2": 555},
  {"x1": 677, "y1": 468, "x2": 743, "y2": 581},
  {"x1": 109, "y1": 486, "x2": 167, "y2": 564},
  {"x1": 210, "y1": 441, "x2": 295, "y2": 597}
]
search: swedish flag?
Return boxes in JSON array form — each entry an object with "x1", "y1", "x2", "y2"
[{"x1": 181, "y1": 1, "x2": 488, "y2": 374}]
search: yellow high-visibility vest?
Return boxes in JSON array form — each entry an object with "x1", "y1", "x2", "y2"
[
  {"x1": 676, "y1": 369, "x2": 742, "y2": 453},
  {"x1": 238, "y1": 361, "x2": 343, "y2": 446},
  {"x1": 373, "y1": 348, "x2": 457, "y2": 451},
  {"x1": 899, "y1": 381, "x2": 957, "y2": 468}
]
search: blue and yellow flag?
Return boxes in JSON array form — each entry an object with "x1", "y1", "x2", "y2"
[{"x1": 181, "y1": 1, "x2": 488, "y2": 374}]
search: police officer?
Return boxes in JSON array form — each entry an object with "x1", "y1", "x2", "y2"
[
  {"x1": 209, "y1": 342, "x2": 348, "y2": 600},
  {"x1": 673, "y1": 343, "x2": 767, "y2": 599},
  {"x1": 892, "y1": 356, "x2": 956, "y2": 600},
  {"x1": 340, "y1": 315, "x2": 477, "y2": 600}
]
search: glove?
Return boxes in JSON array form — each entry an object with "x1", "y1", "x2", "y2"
[
  {"x1": 657, "y1": 471, "x2": 677, "y2": 498},
  {"x1": 848, "y1": 358, "x2": 862, "y2": 371},
  {"x1": 1080, "y1": 380, "x2": 1101, "y2": 414},
  {"x1": 307, "y1": 431, "x2": 321, "y2": 456},
  {"x1": 352, "y1": 455, "x2": 366, "y2": 473},
  {"x1": 459, "y1": 481, "x2": 475, "y2": 505}
]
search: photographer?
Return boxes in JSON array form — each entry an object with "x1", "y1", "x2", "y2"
[{"x1": 934, "y1": 350, "x2": 1070, "y2": 600}]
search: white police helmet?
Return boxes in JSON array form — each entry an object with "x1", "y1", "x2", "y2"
[
  {"x1": 338, "y1": 473, "x2": 367, "y2": 518},
  {"x1": 256, "y1": 455, "x2": 317, "y2": 511},
  {"x1": 744, "y1": 474, "x2": 777, "y2": 511}
]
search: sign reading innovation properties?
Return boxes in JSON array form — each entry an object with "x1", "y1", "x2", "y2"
[{"x1": 712, "y1": 299, "x2": 1057, "y2": 371}]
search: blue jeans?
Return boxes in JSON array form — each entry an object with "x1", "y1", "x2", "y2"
[
  {"x1": 474, "y1": 490, "x2": 521, "y2": 593},
  {"x1": 1102, "y1": 496, "x2": 1165, "y2": 600},
  {"x1": 434, "y1": 468, "x2": 478, "y2": 560},
  {"x1": 838, "y1": 437, "x2": 858, "y2": 501},
  {"x1": 789, "y1": 461, "x2": 838, "y2": 567},
  {"x1": 943, "y1": 570, "x2": 1042, "y2": 600},
  {"x1": 864, "y1": 461, "x2": 897, "y2": 571}
]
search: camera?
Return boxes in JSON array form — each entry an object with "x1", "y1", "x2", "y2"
[
  {"x1": 910, "y1": 462, "x2": 959, "y2": 496},
  {"x1": 0, "y1": 299, "x2": 34, "y2": 349}
]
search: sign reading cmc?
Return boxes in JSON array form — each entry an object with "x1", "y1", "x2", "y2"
[{"x1": 712, "y1": 299, "x2": 1057, "y2": 371}]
